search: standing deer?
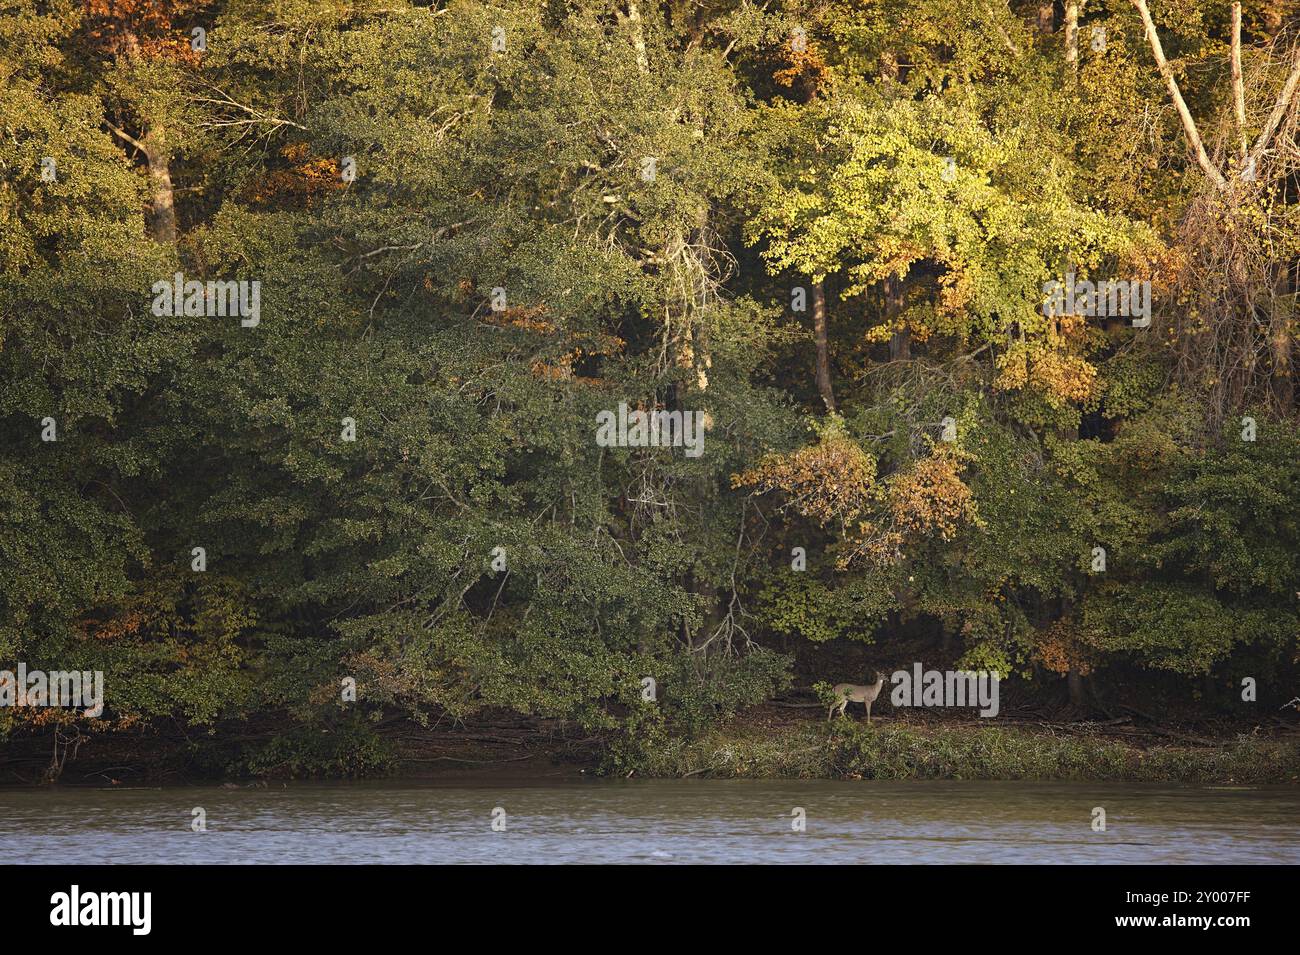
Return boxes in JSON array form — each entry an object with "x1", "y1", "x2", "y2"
[{"x1": 828, "y1": 673, "x2": 886, "y2": 724}]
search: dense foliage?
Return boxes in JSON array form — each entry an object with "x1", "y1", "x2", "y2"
[{"x1": 2, "y1": 0, "x2": 1298, "y2": 773}]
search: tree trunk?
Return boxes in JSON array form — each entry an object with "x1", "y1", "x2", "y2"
[
  {"x1": 101, "y1": 28, "x2": 178, "y2": 244},
  {"x1": 108, "y1": 120, "x2": 178, "y2": 244},
  {"x1": 625, "y1": 2, "x2": 649, "y2": 74},
  {"x1": 1064, "y1": 1, "x2": 1080, "y2": 73},
  {"x1": 937, "y1": 617, "x2": 952, "y2": 655},
  {"x1": 811, "y1": 280, "x2": 836, "y2": 412},
  {"x1": 1066, "y1": 667, "x2": 1085, "y2": 707},
  {"x1": 144, "y1": 128, "x2": 177, "y2": 244},
  {"x1": 1062, "y1": 593, "x2": 1085, "y2": 709},
  {"x1": 884, "y1": 275, "x2": 909, "y2": 361},
  {"x1": 1271, "y1": 322, "x2": 1294, "y2": 410},
  {"x1": 1232, "y1": 3, "x2": 1247, "y2": 162}
]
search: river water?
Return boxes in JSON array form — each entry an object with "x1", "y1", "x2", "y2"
[{"x1": 2, "y1": 778, "x2": 1297, "y2": 864}]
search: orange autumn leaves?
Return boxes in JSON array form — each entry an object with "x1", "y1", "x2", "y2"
[
  {"x1": 885, "y1": 450, "x2": 978, "y2": 543},
  {"x1": 732, "y1": 425, "x2": 878, "y2": 531},
  {"x1": 246, "y1": 143, "x2": 347, "y2": 207},
  {"x1": 479, "y1": 303, "x2": 624, "y2": 385},
  {"x1": 732, "y1": 424, "x2": 977, "y2": 569},
  {"x1": 772, "y1": 35, "x2": 833, "y2": 103},
  {"x1": 84, "y1": 0, "x2": 205, "y2": 65},
  {"x1": 1032, "y1": 619, "x2": 1095, "y2": 677},
  {"x1": 996, "y1": 340, "x2": 1098, "y2": 407},
  {"x1": 996, "y1": 244, "x2": 1184, "y2": 409}
]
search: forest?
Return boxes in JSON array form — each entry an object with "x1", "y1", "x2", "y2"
[{"x1": 2, "y1": 0, "x2": 1299, "y2": 781}]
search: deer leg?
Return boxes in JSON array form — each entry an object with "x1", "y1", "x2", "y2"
[{"x1": 866, "y1": 701, "x2": 872, "y2": 725}]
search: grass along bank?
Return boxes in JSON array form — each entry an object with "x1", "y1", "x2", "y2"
[
  {"x1": 7, "y1": 708, "x2": 1297, "y2": 785},
  {"x1": 614, "y1": 720, "x2": 1300, "y2": 784}
]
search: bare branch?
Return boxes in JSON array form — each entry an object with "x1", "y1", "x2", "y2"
[
  {"x1": 104, "y1": 121, "x2": 146, "y2": 154},
  {"x1": 983, "y1": 3, "x2": 1023, "y2": 58},
  {"x1": 1247, "y1": 38, "x2": 1300, "y2": 171},
  {"x1": 1130, "y1": 0, "x2": 1228, "y2": 189},
  {"x1": 193, "y1": 81, "x2": 307, "y2": 132}
]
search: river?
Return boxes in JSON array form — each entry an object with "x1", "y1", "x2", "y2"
[{"x1": 2, "y1": 778, "x2": 1297, "y2": 864}]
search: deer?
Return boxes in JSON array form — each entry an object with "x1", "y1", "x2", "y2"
[{"x1": 828, "y1": 672, "x2": 887, "y2": 724}]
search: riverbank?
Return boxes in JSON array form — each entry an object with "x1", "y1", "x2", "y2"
[
  {"x1": 614, "y1": 719, "x2": 1300, "y2": 784},
  {"x1": 3, "y1": 707, "x2": 1298, "y2": 786}
]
